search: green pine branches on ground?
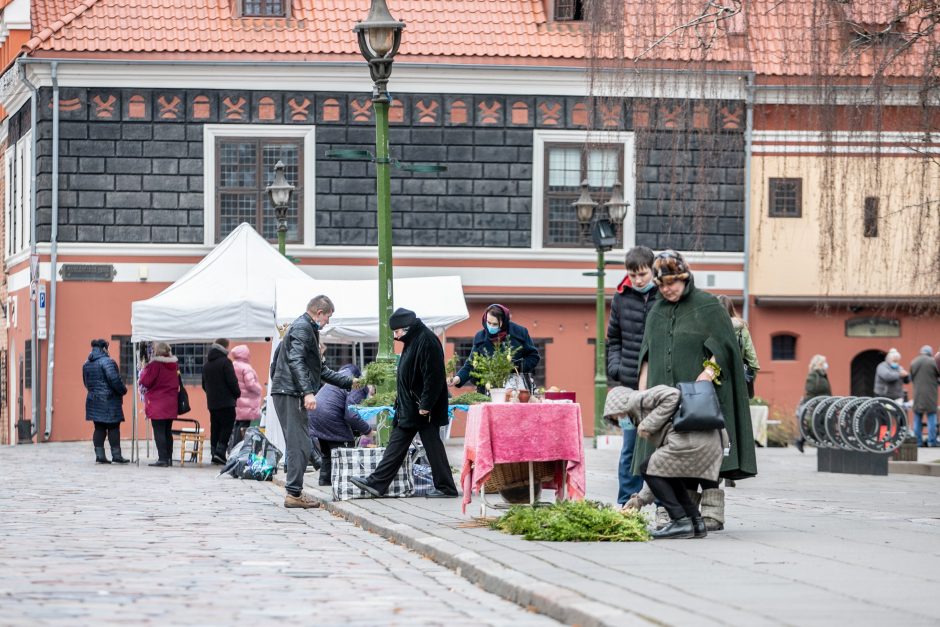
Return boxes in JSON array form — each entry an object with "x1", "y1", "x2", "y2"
[{"x1": 490, "y1": 500, "x2": 650, "y2": 542}]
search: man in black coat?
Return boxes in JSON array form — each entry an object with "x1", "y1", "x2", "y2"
[
  {"x1": 351, "y1": 308, "x2": 458, "y2": 498},
  {"x1": 605, "y1": 246, "x2": 657, "y2": 506},
  {"x1": 201, "y1": 338, "x2": 241, "y2": 464}
]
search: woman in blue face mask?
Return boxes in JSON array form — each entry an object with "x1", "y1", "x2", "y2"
[{"x1": 448, "y1": 304, "x2": 541, "y2": 393}]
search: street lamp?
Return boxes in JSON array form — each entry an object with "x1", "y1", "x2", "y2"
[
  {"x1": 354, "y1": 0, "x2": 405, "y2": 371},
  {"x1": 266, "y1": 160, "x2": 295, "y2": 257},
  {"x1": 575, "y1": 180, "x2": 629, "y2": 445}
]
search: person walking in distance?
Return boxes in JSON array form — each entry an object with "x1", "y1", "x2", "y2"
[
  {"x1": 270, "y1": 295, "x2": 359, "y2": 508},
  {"x1": 795, "y1": 354, "x2": 831, "y2": 453},
  {"x1": 351, "y1": 308, "x2": 458, "y2": 499},
  {"x1": 202, "y1": 338, "x2": 241, "y2": 464},
  {"x1": 82, "y1": 339, "x2": 129, "y2": 464},
  {"x1": 605, "y1": 246, "x2": 657, "y2": 508},
  {"x1": 910, "y1": 346, "x2": 939, "y2": 447},
  {"x1": 874, "y1": 348, "x2": 909, "y2": 403}
]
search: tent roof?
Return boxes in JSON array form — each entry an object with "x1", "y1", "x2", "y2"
[
  {"x1": 275, "y1": 276, "x2": 469, "y2": 342},
  {"x1": 131, "y1": 223, "x2": 310, "y2": 342}
]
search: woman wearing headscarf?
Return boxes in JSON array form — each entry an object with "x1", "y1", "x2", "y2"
[
  {"x1": 448, "y1": 304, "x2": 540, "y2": 393},
  {"x1": 139, "y1": 342, "x2": 180, "y2": 467},
  {"x1": 82, "y1": 339, "x2": 129, "y2": 464},
  {"x1": 606, "y1": 385, "x2": 727, "y2": 539},
  {"x1": 635, "y1": 250, "x2": 757, "y2": 531}
]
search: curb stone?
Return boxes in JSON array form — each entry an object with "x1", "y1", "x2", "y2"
[{"x1": 272, "y1": 476, "x2": 643, "y2": 627}]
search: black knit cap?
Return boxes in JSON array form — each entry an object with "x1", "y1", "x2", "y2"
[{"x1": 389, "y1": 307, "x2": 417, "y2": 330}]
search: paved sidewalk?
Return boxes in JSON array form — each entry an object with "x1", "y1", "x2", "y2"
[
  {"x1": 297, "y1": 442, "x2": 940, "y2": 627},
  {"x1": 0, "y1": 442, "x2": 559, "y2": 626}
]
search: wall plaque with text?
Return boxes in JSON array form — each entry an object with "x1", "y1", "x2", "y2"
[{"x1": 59, "y1": 264, "x2": 116, "y2": 282}]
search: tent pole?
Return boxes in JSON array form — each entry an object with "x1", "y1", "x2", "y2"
[{"x1": 132, "y1": 342, "x2": 139, "y2": 465}]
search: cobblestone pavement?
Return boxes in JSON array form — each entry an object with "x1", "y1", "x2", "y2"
[{"x1": 0, "y1": 442, "x2": 558, "y2": 626}]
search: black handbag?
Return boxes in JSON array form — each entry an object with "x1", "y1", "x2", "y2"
[
  {"x1": 742, "y1": 363, "x2": 756, "y2": 399},
  {"x1": 673, "y1": 381, "x2": 724, "y2": 432},
  {"x1": 177, "y1": 372, "x2": 191, "y2": 416}
]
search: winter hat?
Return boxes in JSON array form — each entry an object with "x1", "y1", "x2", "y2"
[
  {"x1": 389, "y1": 307, "x2": 417, "y2": 330},
  {"x1": 652, "y1": 250, "x2": 690, "y2": 284},
  {"x1": 604, "y1": 386, "x2": 636, "y2": 423},
  {"x1": 921, "y1": 345, "x2": 933, "y2": 356}
]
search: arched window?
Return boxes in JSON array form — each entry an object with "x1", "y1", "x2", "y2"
[{"x1": 771, "y1": 334, "x2": 797, "y2": 361}]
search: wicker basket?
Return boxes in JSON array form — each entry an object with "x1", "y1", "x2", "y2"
[{"x1": 483, "y1": 461, "x2": 557, "y2": 492}]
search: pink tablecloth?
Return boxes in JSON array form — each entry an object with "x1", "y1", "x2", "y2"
[{"x1": 460, "y1": 402, "x2": 585, "y2": 512}]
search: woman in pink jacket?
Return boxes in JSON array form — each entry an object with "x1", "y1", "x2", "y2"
[
  {"x1": 138, "y1": 342, "x2": 180, "y2": 467},
  {"x1": 231, "y1": 344, "x2": 263, "y2": 446}
]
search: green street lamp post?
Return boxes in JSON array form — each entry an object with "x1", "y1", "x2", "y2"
[
  {"x1": 266, "y1": 160, "x2": 295, "y2": 257},
  {"x1": 354, "y1": 0, "x2": 405, "y2": 369},
  {"x1": 575, "y1": 180, "x2": 629, "y2": 445}
]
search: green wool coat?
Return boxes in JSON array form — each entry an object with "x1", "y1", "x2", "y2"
[{"x1": 632, "y1": 276, "x2": 758, "y2": 480}]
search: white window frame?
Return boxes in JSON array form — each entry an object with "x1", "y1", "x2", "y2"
[
  {"x1": 4, "y1": 130, "x2": 31, "y2": 259},
  {"x1": 531, "y1": 129, "x2": 636, "y2": 251},
  {"x1": 202, "y1": 124, "x2": 316, "y2": 248}
]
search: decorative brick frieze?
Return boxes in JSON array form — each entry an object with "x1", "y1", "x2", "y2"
[{"x1": 28, "y1": 88, "x2": 744, "y2": 250}]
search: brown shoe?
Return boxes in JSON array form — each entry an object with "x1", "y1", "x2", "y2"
[{"x1": 284, "y1": 493, "x2": 320, "y2": 509}]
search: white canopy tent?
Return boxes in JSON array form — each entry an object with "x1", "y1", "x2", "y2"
[
  {"x1": 131, "y1": 222, "x2": 309, "y2": 343},
  {"x1": 128, "y1": 223, "x2": 310, "y2": 462}
]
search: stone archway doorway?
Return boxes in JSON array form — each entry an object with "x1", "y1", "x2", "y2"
[{"x1": 851, "y1": 349, "x2": 886, "y2": 397}]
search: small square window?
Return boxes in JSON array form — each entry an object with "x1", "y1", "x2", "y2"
[
  {"x1": 863, "y1": 197, "x2": 879, "y2": 237},
  {"x1": 554, "y1": 0, "x2": 584, "y2": 21},
  {"x1": 241, "y1": 0, "x2": 287, "y2": 18},
  {"x1": 771, "y1": 334, "x2": 797, "y2": 361},
  {"x1": 769, "y1": 178, "x2": 802, "y2": 218}
]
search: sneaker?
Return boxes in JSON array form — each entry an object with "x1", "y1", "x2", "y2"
[
  {"x1": 284, "y1": 493, "x2": 320, "y2": 509},
  {"x1": 211, "y1": 454, "x2": 226, "y2": 465},
  {"x1": 148, "y1": 460, "x2": 170, "y2": 468}
]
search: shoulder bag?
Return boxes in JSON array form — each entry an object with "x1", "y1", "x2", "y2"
[
  {"x1": 673, "y1": 381, "x2": 724, "y2": 432},
  {"x1": 177, "y1": 371, "x2": 191, "y2": 416}
]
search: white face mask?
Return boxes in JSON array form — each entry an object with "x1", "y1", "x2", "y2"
[{"x1": 823, "y1": 362, "x2": 829, "y2": 370}]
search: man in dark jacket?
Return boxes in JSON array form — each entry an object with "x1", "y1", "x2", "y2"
[
  {"x1": 910, "y1": 345, "x2": 939, "y2": 447},
  {"x1": 82, "y1": 339, "x2": 129, "y2": 464},
  {"x1": 351, "y1": 308, "x2": 458, "y2": 499},
  {"x1": 202, "y1": 338, "x2": 241, "y2": 464},
  {"x1": 271, "y1": 295, "x2": 356, "y2": 508},
  {"x1": 605, "y1": 246, "x2": 656, "y2": 506}
]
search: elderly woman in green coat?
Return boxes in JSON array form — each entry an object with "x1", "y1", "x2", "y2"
[{"x1": 634, "y1": 250, "x2": 757, "y2": 531}]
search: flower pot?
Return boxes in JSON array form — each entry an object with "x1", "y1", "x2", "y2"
[{"x1": 489, "y1": 387, "x2": 507, "y2": 402}]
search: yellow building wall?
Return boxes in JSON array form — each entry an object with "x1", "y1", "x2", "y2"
[{"x1": 750, "y1": 155, "x2": 940, "y2": 297}]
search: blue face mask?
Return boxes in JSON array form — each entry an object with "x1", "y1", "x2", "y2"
[
  {"x1": 486, "y1": 323, "x2": 501, "y2": 335},
  {"x1": 889, "y1": 362, "x2": 899, "y2": 370},
  {"x1": 635, "y1": 281, "x2": 656, "y2": 293}
]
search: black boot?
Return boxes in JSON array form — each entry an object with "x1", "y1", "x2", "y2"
[
  {"x1": 691, "y1": 516, "x2": 708, "y2": 539},
  {"x1": 94, "y1": 447, "x2": 111, "y2": 464},
  {"x1": 651, "y1": 516, "x2": 694, "y2": 539},
  {"x1": 110, "y1": 447, "x2": 130, "y2": 464}
]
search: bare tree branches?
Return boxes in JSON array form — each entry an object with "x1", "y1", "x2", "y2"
[{"x1": 633, "y1": 1, "x2": 743, "y2": 62}]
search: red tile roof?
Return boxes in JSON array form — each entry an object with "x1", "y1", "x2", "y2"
[
  {"x1": 21, "y1": 0, "x2": 938, "y2": 79},
  {"x1": 22, "y1": 0, "x2": 745, "y2": 66}
]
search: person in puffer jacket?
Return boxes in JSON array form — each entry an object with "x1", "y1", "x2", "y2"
[
  {"x1": 231, "y1": 344, "x2": 263, "y2": 447},
  {"x1": 307, "y1": 364, "x2": 370, "y2": 487}
]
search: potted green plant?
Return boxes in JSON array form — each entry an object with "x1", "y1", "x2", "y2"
[{"x1": 470, "y1": 342, "x2": 517, "y2": 402}]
